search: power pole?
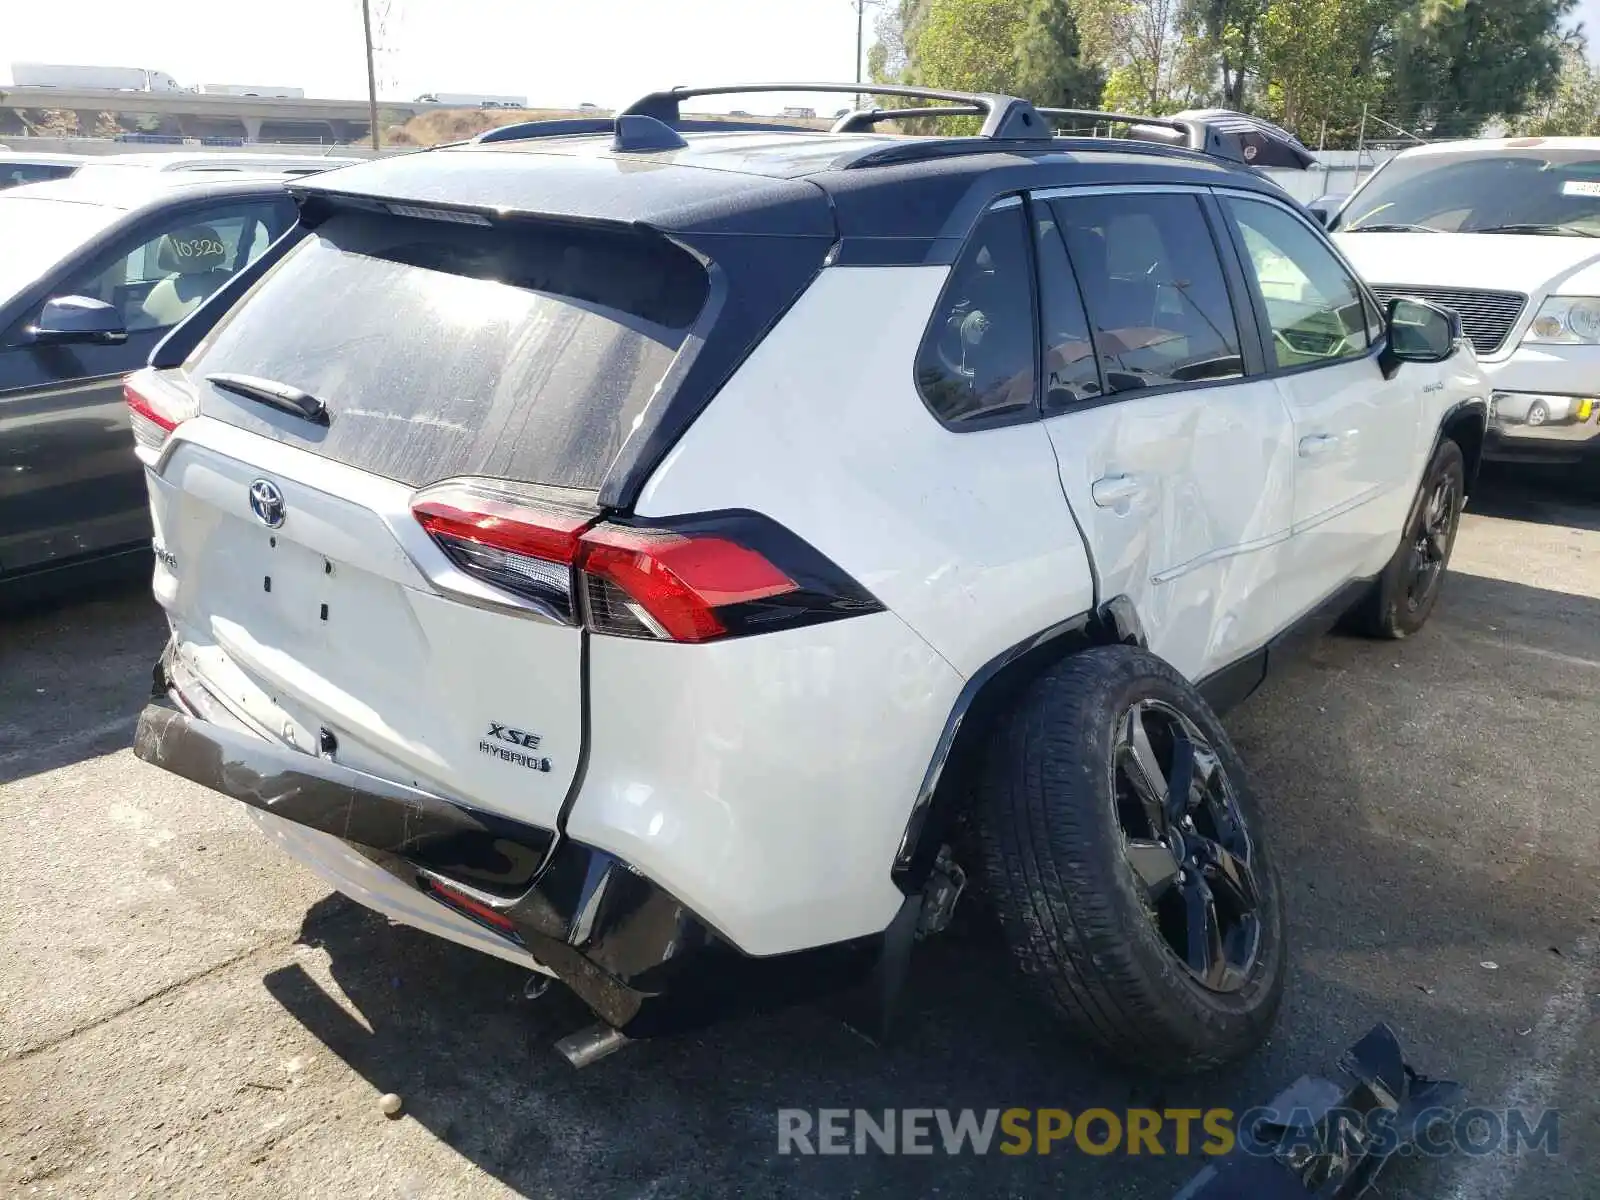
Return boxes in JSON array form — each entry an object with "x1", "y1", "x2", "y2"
[
  {"x1": 362, "y1": 0, "x2": 381, "y2": 150},
  {"x1": 855, "y1": 0, "x2": 865, "y2": 112}
]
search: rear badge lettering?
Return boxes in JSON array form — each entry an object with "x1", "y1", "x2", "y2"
[{"x1": 480, "y1": 722, "x2": 550, "y2": 772}]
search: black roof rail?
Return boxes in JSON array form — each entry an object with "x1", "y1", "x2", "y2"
[{"x1": 621, "y1": 83, "x2": 1051, "y2": 141}]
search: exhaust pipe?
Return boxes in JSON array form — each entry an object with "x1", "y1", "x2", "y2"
[{"x1": 554, "y1": 1023, "x2": 629, "y2": 1069}]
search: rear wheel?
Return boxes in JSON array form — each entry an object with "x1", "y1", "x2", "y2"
[
  {"x1": 975, "y1": 645, "x2": 1286, "y2": 1074},
  {"x1": 1346, "y1": 439, "x2": 1465, "y2": 639}
]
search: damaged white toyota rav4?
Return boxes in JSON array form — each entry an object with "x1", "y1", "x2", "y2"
[{"x1": 130, "y1": 84, "x2": 1488, "y2": 1074}]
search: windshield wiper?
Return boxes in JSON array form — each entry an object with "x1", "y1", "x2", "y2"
[
  {"x1": 1346, "y1": 222, "x2": 1441, "y2": 233},
  {"x1": 207, "y1": 373, "x2": 330, "y2": 425},
  {"x1": 1473, "y1": 222, "x2": 1600, "y2": 238}
]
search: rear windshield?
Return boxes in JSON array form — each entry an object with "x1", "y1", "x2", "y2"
[{"x1": 188, "y1": 210, "x2": 709, "y2": 490}]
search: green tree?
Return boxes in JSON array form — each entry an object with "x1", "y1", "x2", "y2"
[
  {"x1": 912, "y1": 0, "x2": 1032, "y2": 94},
  {"x1": 1387, "y1": 0, "x2": 1576, "y2": 137},
  {"x1": 1513, "y1": 40, "x2": 1600, "y2": 135},
  {"x1": 1015, "y1": 0, "x2": 1103, "y2": 107}
]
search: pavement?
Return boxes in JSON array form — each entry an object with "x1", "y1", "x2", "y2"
[{"x1": 2, "y1": 467, "x2": 1597, "y2": 1199}]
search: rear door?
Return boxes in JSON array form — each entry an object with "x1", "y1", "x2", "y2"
[
  {"x1": 148, "y1": 208, "x2": 711, "y2": 832},
  {"x1": 0, "y1": 195, "x2": 292, "y2": 578},
  {"x1": 1035, "y1": 187, "x2": 1296, "y2": 683},
  {"x1": 1216, "y1": 191, "x2": 1420, "y2": 616}
]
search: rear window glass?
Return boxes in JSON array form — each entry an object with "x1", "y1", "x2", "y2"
[{"x1": 188, "y1": 211, "x2": 708, "y2": 490}]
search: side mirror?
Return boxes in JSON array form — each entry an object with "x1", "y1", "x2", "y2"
[
  {"x1": 1379, "y1": 296, "x2": 1461, "y2": 379},
  {"x1": 1306, "y1": 193, "x2": 1347, "y2": 229},
  {"x1": 26, "y1": 295, "x2": 128, "y2": 347}
]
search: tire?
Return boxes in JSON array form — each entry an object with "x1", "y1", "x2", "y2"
[
  {"x1": 1346, "y1": 439, "x2": 1465, "y2": 639},
  {"x1": 975, "y1": 644, "x2": 1287, "y2": 1075},
  {"x1": 1527, "y1": 400, "x2": 1549, "y2": 427}
]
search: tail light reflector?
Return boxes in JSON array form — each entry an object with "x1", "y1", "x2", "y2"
[
  {"x1": 124, "y1": 369, "x2": 199, "y2": 452},
  {"x1": 411, "y1": 479, "x2": 882, "y2": 642},
  {"x1": 423, "y1": 878, "x2": 521, "y2": 940}
]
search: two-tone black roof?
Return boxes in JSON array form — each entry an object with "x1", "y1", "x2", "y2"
[{"x1": 291, "y1": 83, "x2": 1306, "y2": 261}]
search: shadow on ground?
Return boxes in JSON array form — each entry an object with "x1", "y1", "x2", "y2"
[{"x1": 260, "y1": 555, "x2": 1600, "y2": 1198}]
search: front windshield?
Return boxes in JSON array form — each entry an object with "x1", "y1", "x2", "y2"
[
  {"x1": 1338, "y1": 149, "x2": 1600, "y2": 236},
  {"x1": 0, "y1": 196, "x2": 123, "y2": 301}
]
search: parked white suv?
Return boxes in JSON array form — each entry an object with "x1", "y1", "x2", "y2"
[
  {"x1": 1331, "y1": 137, "x2": 1600, "y2": 468},
  {"x1": 130, "y1": 84, "x2": 1489, "y2": 1074}
]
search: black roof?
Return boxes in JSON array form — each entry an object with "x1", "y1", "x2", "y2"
[
  {"x1": 296, "y1": 129, "x2": 1288, "y2": 256},
  {"x1": 291, "y1": 81, "x2": 1302, "y2": 262}
]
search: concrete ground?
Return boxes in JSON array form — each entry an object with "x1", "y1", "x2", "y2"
[{"x1": 2, "y1": 468, "x2": 1596, "y2": 1199}]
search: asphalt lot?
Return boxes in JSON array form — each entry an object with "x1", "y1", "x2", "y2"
[{"x1": 2, "y1": 468, "x2": 1598, "y2": 1199}]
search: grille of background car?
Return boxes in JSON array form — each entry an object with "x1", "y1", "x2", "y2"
[{"x1": 1368, "y1": 285, "x2": 1528, "y2": 357}]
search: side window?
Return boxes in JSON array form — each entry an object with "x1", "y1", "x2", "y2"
[
  {"x1": 1034, "y1": 211, "x2": 1103, "y2": 411},
  {"x1": 1049, "y1": 192, "x2": 1244, "y2": 394},
  {"x1": 915, "y1": 203, "x2": 1037, "y2": 426},
  {"x1": 1224, "y1": 196, "x2": 1372, "y2": 369},
  {"x1": 1, "y1": 163, "x2": 76, "y2": 190},
  {"x1": 58, "y1": 201, "x2": 288, "y2": 334}
]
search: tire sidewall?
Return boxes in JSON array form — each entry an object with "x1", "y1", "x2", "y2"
[
  {"x1": 983, "y1": 645, "x2": 1287, "y2": 1068},
  {"x1": 1378, "y1": 439, "x2": 1466, "y2": 637}
]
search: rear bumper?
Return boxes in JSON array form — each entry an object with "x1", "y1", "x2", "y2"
[{"x1": 133, "y1": 657, "x2": 888, "y2": 1037}]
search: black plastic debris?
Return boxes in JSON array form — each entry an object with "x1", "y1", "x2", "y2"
[{"x1": 1173, "y1": 1024, "x2": 1462, "y2": 1199}]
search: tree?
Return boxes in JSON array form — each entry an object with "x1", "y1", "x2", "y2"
[
  {"x1": 1014, "y1": 0, "x2": 1103, "y2": 107},
  {"x1": 1513, "y1": 40, "x2": 1600, "y2": 135},
  {"x1": 1079, "y1": 0, "x2": 1190, "y2": 112},
  {"x1": 1387, "y1": 0, "x2": 1576, "y2": 137}
]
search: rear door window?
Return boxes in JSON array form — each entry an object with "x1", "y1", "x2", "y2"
[
  {"x1": 1047, "y1": 193, "x2": 1244, "y2": 394},
  {"x1": 914, "y1": 202, "x2": 1037, "y2": 427},
  {"x1": 187, "y1": 212, "x2": 709, "y2": 490}
]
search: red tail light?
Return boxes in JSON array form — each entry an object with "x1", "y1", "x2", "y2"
[
  {"x1": 410, "y1": 479, "x2": 881, "y2": 642},
  {"x1": 125, "y1": 369, "x2": 198, "y2": 452}
]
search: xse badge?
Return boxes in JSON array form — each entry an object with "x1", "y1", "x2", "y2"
[{"x1": 479, "y1": 722, "x2": 552, "y2": 773}]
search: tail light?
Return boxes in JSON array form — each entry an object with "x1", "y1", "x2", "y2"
[
  {"x1": 125, "y1": 369, "x2": 199, "y2": 452},
  {"x1": 411, "y1": 478, "x2": 882, "y2": 642}
]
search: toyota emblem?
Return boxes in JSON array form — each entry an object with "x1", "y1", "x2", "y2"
[{"x1": 248, "y1": 478, "x2": 286, "y2": 528}]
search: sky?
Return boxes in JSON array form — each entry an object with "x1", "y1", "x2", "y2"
[
  {"x1": 4, "y1": 0, "x2": 1598, "y2": 109},
  {"x1": 2, "y1": 0, "x2": 881, "y2": 110}
]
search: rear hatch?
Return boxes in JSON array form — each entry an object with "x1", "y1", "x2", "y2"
[{"x1": 144, "y1": 202, "x2": 716, "y2": 841}]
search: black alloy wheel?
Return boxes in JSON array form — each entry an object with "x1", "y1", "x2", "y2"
[{"x1": 1113, "y1": 700, "x2": 1262, "y2": 993}]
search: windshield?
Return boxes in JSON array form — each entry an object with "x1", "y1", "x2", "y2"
[
  {"x1": 1339, "y1": 149, "x2": 1600, "y2": 236},
  {"x1": 0, "y1": 196, "x2": 123, "y2": 300}
]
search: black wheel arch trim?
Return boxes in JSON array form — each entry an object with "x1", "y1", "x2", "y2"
[
  {"x1": 892, "y1": 597, "x2": 1145, "y2": 893},
  {"x1": 1434, "y1": 395, "x2": 1489, "y2": 495}
]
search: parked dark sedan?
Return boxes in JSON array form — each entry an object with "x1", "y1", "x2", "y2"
[{"x1": 0, "y1": 172, "x2": 296, "y2": 602}]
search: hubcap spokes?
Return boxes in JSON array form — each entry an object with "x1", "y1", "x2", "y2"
[
  {"x1": 1114, "y1": 701, "x2": 1262, "y2": 993},
  {"x1": 1407, "y1": 478, "x2": 1456, "y2": 610}
]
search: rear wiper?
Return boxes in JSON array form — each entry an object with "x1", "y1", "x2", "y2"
[
  {"x1": 1346, "y1": 222, "x2": 1440, "y2": 233},
  {"x1": 1473, "y1": 222, "x2": 1600, "y2": 238},
  {"x1": 207, "y1": 373, "x2": 330, "y2": 425}
]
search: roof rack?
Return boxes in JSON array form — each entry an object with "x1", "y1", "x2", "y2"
[
  {"x1": 467, "y1": 83, "x2": 1313, "y2": 170},
  {"x1": 621, "y1": 83, "x2": 1050, "y2": 141}
]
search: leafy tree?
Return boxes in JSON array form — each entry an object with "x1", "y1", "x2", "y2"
[
  {"x1": 1014, "y1": 0, "x2": 1103, "y2": 107},
  {"x1": 1387, "y1": 0, "x2": 1576, "y2": 137},
  {"x1": 1513, "y1": 39, "x2": 1600, "y2": 134}
]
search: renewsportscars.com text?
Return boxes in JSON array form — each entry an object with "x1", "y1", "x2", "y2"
[{"x1": 776, "y1": 1107, "x2": 1560, "y2": 1158}]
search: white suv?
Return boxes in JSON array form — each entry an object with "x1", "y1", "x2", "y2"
[
  {"x1": 1331, "y1": 137, "x2": 1600, "y2": 468},
  {"x1": 129, "y1": 84, "x2": 1488, "y2": 1075}
]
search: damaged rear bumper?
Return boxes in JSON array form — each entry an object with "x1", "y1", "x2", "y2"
[{"x1": 133, "y1": 655, "x2": 886, "y2": 1038}]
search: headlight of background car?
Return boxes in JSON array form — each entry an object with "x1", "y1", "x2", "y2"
[{"x1": 1525, "y1": 296, "x2": 1600, "y2": 344}]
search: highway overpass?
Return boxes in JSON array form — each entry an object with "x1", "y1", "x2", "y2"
[{"x1": 0, "y1": 87, "x2": 432, "y2": 142}]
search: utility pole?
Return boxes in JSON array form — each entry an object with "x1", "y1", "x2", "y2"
[
  {"x1": 362, "y1": 0, "x2": 381, "y2": 150},
  {"x1": 855, "y1": 0, "x2": 865, "y2": 112}
]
